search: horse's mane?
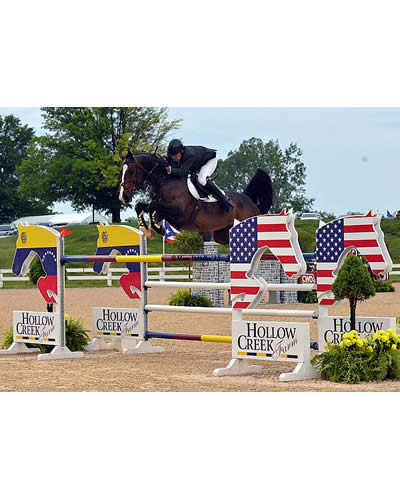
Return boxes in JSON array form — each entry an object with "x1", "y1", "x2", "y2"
[{"x1": 129, "y1": 151, "x2": 169, "y2": 167}]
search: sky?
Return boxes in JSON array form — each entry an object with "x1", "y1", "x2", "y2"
[{"x1": 2, "y1": 107, "x2": 399, "y2": 218}]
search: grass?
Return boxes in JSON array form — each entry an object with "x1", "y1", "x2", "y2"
[{"x1": 1, "y1": 218, "x2": 399, "y2": 289}]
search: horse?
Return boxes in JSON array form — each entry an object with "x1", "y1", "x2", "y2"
[{"x1": 119, "y1": 151, "x2": 273, "y2": 245}]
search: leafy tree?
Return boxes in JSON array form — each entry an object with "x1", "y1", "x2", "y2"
[
  {"x1": 173, "y1": 231, "x2": 204, "y2": 280},
  {"x1": 318, "y1": 210, "x2": 337, "y2": 222},
  {"x1": 216, "y1": 137, "x2": 315, "y2": 213},
  {"x1": 0, "y1": 114, "x2": 49, "y2": 222},
  {"x1": 18, "y1": 108, "x2": 181, "y2": 222},
  {"x1": 332, "y1": 253, "x2": 376, "y2": 330}
]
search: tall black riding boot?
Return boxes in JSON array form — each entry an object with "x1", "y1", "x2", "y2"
[{"x1": 204, "y1": 179, "x2": 234, "y2": 212}]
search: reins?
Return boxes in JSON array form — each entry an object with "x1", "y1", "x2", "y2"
[{"x1": 120, "y1": 154, "x2": 161, "y2": 199}]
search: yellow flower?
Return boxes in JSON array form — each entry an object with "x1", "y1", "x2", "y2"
[
  {"x1": 356, "y1": 340, "x2": 363, "y2": 347},
  {"x1": 339, "y1": 341, "x2": 344, "y2": 348},
  {"x1": 344, "y1": 339, "x2": 351, "y2": 346},
  {"x1": 65, "y1": 314, "x2": 70, "y2": 321},
  {"x1": 392, "y1": 344, "x2": 397, "y2": 350},
  {"x1": 343, "y1": 333, "x2": 351, "y2": 339},
  {"x1": 367, "y1": 346, "x2": 373, "y2": 352},
  {"x1": 387, "y1": 329, "x2": 395, "y2": 336}
]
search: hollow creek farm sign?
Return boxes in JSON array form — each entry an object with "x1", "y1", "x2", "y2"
[
  {"x1": 92, "y1": 307, "x2": 145, "y2": 339},
  {"x1": 318, "y1": 316, "x2": 397, "y2": 350},
  {"x1": 232, "y1": 320, "x2": 310, "y2": 362},
  {"x1": 13, "y1": 311, "x2": 61, "y2": 345}
]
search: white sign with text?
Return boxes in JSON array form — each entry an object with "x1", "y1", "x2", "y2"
[
  {"x1": 318, "y1": 316, "x2": 397, "y2": 350},
  {"x1": 232, "y1": 320, "x2": 310, "y2": 362},
  {"x1": 13, "y1": 311, "x2": 61, "y2": 345},
  {"x1": 92, "y1": 307, "x2": 145, "y2": 339}
]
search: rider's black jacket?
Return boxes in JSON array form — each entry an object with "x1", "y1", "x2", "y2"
[{"x1": 169, "y1": 146, "x2": 216, "y2": 178}]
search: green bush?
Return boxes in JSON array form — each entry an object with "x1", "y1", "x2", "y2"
[
  {"x1": 312, "y1": 329, "x2": 400, "y2": 384},
  {"x1": 168, "y1": 289, "x2": 214, "y2": 307},
  {"x1": 299, "y1": 291, "x2": 318, "y2": 304},
  {"x1": 1, "y1": 327, "x2": 39, "y2": 351},
  {"x1": 64, "y1": 315, "x2": 91, "y2": 351},
  {"x1": 1, "y1": 328, "x2": 15, "y2": 350},
  {"x1": 0, "y1": 316, "x2": 90, "y2": 353},
  {"x1": 373, "y1": 280, "x2": 395, "y2": 293},
  {"x1": 28, "y1": 256, "x2": 45, "y2": 285},
  {"x1": 174, "y1": 231, "x2": 204, "y2": 254}
]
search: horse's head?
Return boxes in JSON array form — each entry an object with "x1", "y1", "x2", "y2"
[
  {"x1": 119, "y1": 151, "x2": 167, "y2": 204},
  {"x1": 119, "y1": 151, "x2": 142, "y2": 204}
]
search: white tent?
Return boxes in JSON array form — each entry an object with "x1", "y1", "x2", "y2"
[{"x1": 12, "y1": 211, "x2": 110, "y2": 228}]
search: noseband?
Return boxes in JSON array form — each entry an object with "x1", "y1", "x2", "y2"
[{"x1": 120, "y1": 154, "x2": 160, "y2": 200}]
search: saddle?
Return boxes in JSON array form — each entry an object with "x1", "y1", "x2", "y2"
[{"x1": 187, "y1": 173, "x2": 224, "y2": 203}]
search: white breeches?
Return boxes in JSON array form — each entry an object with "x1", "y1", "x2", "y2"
[{"x1": 197, "y1": 158, "x2": 218, "y2": 186}]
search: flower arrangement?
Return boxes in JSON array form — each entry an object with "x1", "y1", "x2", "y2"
[{"x1": 312, "y1": 328, "x2": 400, "y2": 384}]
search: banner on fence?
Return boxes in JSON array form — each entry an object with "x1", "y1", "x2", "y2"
[{"x1": 92, "y1": 307, "x2": 145, "y2": 339}]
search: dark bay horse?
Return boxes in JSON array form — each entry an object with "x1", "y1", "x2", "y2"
[{"x1": 119, "y1": 151, "x2": 273, "y2": 245}]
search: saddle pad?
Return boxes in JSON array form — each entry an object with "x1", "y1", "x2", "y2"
[{"x1": 187, "y1": 175, "x2": 224, "y2": 203}]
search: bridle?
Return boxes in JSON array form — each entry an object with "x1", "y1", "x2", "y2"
[{"x1": 120, "y1": 154, "x2": 160, "y2": 200}]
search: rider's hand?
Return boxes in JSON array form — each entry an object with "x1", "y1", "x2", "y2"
[{"x1": 166, "y1": 166, "x2": 172, "y2": 174}]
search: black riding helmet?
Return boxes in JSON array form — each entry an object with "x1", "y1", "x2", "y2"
[{"x1": 167, "y1": 139, "x2": 184, "y2": 158}]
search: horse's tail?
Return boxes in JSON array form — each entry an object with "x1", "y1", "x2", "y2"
[{"x1": 243, "y1": 169, "x2": 273, "y2": 214}]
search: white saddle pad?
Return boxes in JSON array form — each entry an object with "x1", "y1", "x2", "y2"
[{"x1": 187, "y1": 176, "x2": 224, "y2": 203}]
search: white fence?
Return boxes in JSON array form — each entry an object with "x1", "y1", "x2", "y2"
[
  {"x1": 2, "y1": 263, "x2": 399, "y2": 289},
  {"x1": 0, "y1": 266, "x2": 190, "y2": 288},
  {"x1": 0, "y1": 269, "x2": 30, "y2": 288},
  {"x1": 391, "y1": 264, "x2": 400, "y2": 276}
]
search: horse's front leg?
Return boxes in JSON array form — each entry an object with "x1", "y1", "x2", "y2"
[
  {"x1": 135, "y1": 202, "x2": 153, "y2": 238},
  {"x1": 147, "y1": 202, "x2": 166, "y2": 237}
]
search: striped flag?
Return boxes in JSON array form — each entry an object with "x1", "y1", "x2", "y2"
[
  {"x1": 163, "y1": 221, "x2": 180, "y2": 243},
  {"x1": 316, "y1": 212, "x2": 389, "y2": 306},
  {"x1": 230, "y1": 211, "x2": 306, "y2": 309}
]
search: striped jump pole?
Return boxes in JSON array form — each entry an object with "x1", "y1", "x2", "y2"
[
  {"x1": 145, "y1": 332, "x2": 319, "y2": 349},
  {"x1": 61, "y1": 254, "x2": 231, "y2": 264},
  {"x1": 145, "y1": 332, "x2": 232, "y2": 343},
  {"x1": 61, "y1": 252, "x2": 316, "y2": 265}
]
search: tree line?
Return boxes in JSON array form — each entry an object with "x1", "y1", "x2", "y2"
[{"x1": 0, "y1": 107, "x2": 316, "y2": 223}]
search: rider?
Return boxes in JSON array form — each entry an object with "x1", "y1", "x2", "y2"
[{"x1": 165, "y1": 139, "x2": 233, "y2": 212}]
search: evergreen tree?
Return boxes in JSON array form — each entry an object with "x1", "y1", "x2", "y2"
[{"x1": 332, "y1": 253, "x2": 376, "y2": 330}]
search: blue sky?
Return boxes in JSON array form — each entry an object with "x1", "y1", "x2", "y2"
[{"x1": 2, "y1": 107, "x2": 399, "y2": 217}]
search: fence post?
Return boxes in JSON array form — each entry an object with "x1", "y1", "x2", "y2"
[{"x1": 107, "y1": 269, "x2": 112, "y2": 287}]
